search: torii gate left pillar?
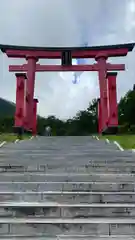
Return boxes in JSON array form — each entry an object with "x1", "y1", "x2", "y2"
[{"x1": 14, "y1": 73, "x2": 26, "y2": 137}]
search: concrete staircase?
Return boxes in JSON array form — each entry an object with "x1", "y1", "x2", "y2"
[{"x1": 0, "y1": 136, "x2": 134, "y2": 239}]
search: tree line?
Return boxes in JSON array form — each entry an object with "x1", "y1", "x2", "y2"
[{"x1": 0, "y1": 86, "x2": 135, "y2": 135}]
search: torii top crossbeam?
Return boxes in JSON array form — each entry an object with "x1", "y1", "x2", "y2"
[{"x1": 0, "y1": 42, "x2": 134, "y2": 59}]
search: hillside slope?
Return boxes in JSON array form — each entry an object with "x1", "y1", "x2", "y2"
[{"x1": 0, "y1": 98, "x2": 15, "y2": 117}]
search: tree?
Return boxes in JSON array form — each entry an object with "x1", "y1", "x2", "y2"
[{"x1": 118, "y1": 90, "x2": 135, "y2": 126}]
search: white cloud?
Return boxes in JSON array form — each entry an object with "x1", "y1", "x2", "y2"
[
  {"x1": 0, "y1": 0, "x2": 134, "y2": 119},
  {"x1": 125, "y1": 0, "x2": 135, "y2": 32}
]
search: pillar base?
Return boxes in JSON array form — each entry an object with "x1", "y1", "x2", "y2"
[
  {"x1": 23, "y1": 129, "x2": 32, "y2": 135},
  {"x1": 102, "y1": 126, "x2": 118, "y2": 135},
  {"x1": 13, "y1": 126, "x2": 24, "y2": 139}
]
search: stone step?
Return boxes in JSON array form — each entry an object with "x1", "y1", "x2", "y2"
[
  {"x1": 0, "y1": 148, "x2": 132, "y2": 154},
  {"x1": 0, "y1": 191, "x2": 135, "y2": 203},
  {"x1": 0, "y1": 143, "x2": 119, "y2": 150},
  {"x1": 0, "y1": 141, "x2": 131, "y2": 152},
  {"x1": 0, "y1": 156, "x2": 135, "y2": 165},
  {"x1": 0, "y1": 234, "x2": 134, "y2": 240},
  {"x1": 0, "y1": 182, "x2": 134, "y2": 192},
  {"x1": 3, "y1": 201, "x2": 135, "y2": 207},
  {"x1": 2, "y1": 202, "x2": 135, "y2": 218},
  {"x1": 3, "y1": 216, "x2": 135, "y2": 223},
  {"x1": 1, "y1": 148, "x2": 119, "y2": 155},
  {"x1": 2, "y1": 147, "x2": 120, "y2": 153},
  {"x1": 0, "y1": 137, "x2": 113, "y2": 146},
  {"x1": 1, "y1": 164, "x2": 135, "y2": 173},
  {"x1": 1, "y1": 190, "x2": 135, "y2": 201},
  {"x1": 0, "y1": 217, "x2": 135, "y2": 235},
  {"x1": 1, "y1": 173, "x2": 135, "y2": 182}
]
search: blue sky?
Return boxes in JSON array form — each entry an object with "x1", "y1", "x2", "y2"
[{"x1": 0, "y1": 0, "x2": 135, "y2": 119}]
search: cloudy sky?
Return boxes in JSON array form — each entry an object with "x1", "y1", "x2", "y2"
[{"x1": 0, "y1": 0, "x2": 135, "y2": 119}]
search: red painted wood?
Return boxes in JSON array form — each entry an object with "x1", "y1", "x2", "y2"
[
  {"x1": 25, "y1": 57, "x2": 37, "y2": 130},
  {"x1": 107, "y1": 72, "x2": 118, "y2": 127},
  {"x1": 98, "y1": 98, "x2": 102, "y2": 134},
  {"x1": 14, "y1": 74, "x2": 26, "y2": 128},
  {"x1": 96, "y1": 57, "x2": 108, "y2": 132},
  {"x1": 9, "y1": 63, "x2": 125, "y2": 72},
  {"x1": 6, "y1": 48, "x2": 129, "y2": 59},
  {"x1": 32, "y1": 99, "x2": 38, "y2": 136},
  {"x1": 6, "y1": 43, "x2": 134, "y2": 135}
]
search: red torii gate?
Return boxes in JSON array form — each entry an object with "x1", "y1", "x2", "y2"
[{"x1": 0, "y1": 43, "x2": 134, "y2": 135}]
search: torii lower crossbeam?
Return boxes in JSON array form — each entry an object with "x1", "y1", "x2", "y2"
[{"x1": 9, "y1": 63, "x2": 125, "y2": 72}]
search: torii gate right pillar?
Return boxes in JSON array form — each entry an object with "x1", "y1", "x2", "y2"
[
  {"x1": 107, "y1": 72, "x2": 118, "y2": 134},
  {"x1": 32, "y1": 98, "x2": 38, "y2": 136},
  {"x1": 25, "y1": 56, "x2": 37, "y2": 131},
  {"x1": 95, "y1": 54, "x2": 108, "y2": 134},
  {"x1": 97, "y1": 98, "x2": 102, "y2": 134}
]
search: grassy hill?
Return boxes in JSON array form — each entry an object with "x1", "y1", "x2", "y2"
[
  {"x1": 100, "y1": 135, "x2": 135, "y2": 150},
  {"x1": 0, "y1": 98, "x2": 15, "y2": 117}
]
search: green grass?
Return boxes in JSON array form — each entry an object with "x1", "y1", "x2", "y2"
[
  {"x1": 0, "y1": 133, "x2": 31, "y2": 143},
  {"x1": 100, "y1": 135, "x2": 135, "y2": 149}
]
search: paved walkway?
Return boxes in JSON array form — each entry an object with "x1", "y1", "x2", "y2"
[{"x1": 0, "y1": 136, "x2": 134, "y2": 239}]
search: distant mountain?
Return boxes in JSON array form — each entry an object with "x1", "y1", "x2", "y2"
[{"x1": 0, "y1": 98, "x2": 15, "y2": 117}]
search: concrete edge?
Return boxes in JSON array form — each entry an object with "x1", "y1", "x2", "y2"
[
  {"x1": 105, "y1": 138, "x2": 110, "y2": 144},
  {"x1": 93, "y1": 135, "x2": 110, "y2": 144},
  {"x1": 92, "y1": 135, "x2": 99, "y2": 140},
  {"x1": 114, "y1": 141, "x2": 124, "y2": 151},
  {"x1": 14, "y1": 139, "x2": 19, "y2": 143},
  {"x1": 0, "y1": 141, "x2": 6, "y2": 148},
  {"x1": 0, "y1": 136, "x2": 31, "y2": 148},
  {"x1": 14, "y1": 136, "x2": 35, "y2": 143}
]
